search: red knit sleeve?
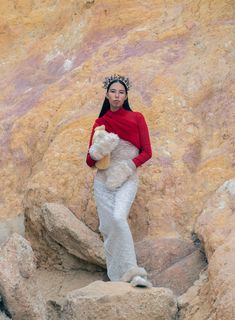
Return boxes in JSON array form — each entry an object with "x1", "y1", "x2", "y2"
[
  {"x1": 132, "y1": 113, "x2": 152, "y2": 167},
  {"x1": 86, "y1": 121, "x2": 100, "y2": 167}
]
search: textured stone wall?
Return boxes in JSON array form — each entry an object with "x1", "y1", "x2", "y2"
[
  {"x1": 0, "y1": 0, "x2": 234, "y2": 243},
  {"x1": 0, "y1": 1, "x2": 234, "y2": 319}
]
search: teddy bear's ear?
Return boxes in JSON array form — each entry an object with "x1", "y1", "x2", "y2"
[{"x1": 94, "y1": 125, "x2": 105, "y2": 131}]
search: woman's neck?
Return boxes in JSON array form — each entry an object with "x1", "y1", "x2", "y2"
[{"x1": 110, "y1": 105, "x2": 123, "y2": 112}]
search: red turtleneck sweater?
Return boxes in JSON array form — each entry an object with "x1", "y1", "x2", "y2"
[{"x1": 86, "y1": 107, "x2": 152, "y2": 168}]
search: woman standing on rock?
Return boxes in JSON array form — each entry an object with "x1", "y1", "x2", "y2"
[{"x1": 86, "y1": 74, "x2": 152, "y2": 287}]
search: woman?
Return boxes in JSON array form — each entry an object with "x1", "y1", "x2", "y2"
[{"x1": 86, "y1": 74, "x2": 152, "y2": 287}]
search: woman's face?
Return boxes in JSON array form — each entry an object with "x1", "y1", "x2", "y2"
[{"x1": 106, "y1": 82, "x2": 127, "y2": 111}]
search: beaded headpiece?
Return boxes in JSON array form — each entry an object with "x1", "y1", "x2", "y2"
[{"x1": 103, "y1": 74, "x2": 131, "y2": 91}]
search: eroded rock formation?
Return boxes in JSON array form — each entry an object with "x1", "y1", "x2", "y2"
[
  {"x1": 0, "y1": 0, "x2": 234, "y2": 319},
  {"x1": 178, "y1": 179, "x2": 235, "y2": 319},
  {"x1": 0, "y1": 234, "x2": 47, "y2": 320},
  {"x1": 135, "y1": 237, "x2": 207, "y2": 295},
  {"x1": 63, "y1": 280, "x2": 177, "y2": 320}
]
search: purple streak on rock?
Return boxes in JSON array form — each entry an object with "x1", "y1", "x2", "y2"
[
  {"x1": 161, "y1": 47, "x2": 184, "y2": 64},
  {"x1": 129, "y1": 69, "x2": 160, "y2": 105},
  {"x1": 16, "y1": 90, "x2": 43, "y2": 117},
  {"x1": 11, "y1": 147, "x2": 32, "y2": 168},
  {"x1": 182, "y1": 141, "x2": 201, "y2": 172},
  {"x1": 0, "y1": 86, "x2": 44, "y2": 158},
  {"x1": 134, "y1": 82, "x2": 153, "y2": 105},
  {"x1": 1, "y1": 25, "x2": 141, "y2": 119},
  {"x1": 0, "y1": 54, "x2": 49, "y2": 121},
  {"x1": 4, "y1": 86, "x2": 44, "y2": 119},
  {"x1": 59, "y1": 78, "x2": 69, "y2": 91},
  {"x1": 103, "y1": 51, "x2": 109, "y2": 58},
  {"x1": 2, "y1": 51, "x2": 67, "y2": 120},
  {"x1": 212, "y1": 19, "x2": 235, "y2": 26},
  {"x1": 14, "y1": 76, "x2": 32, "y2": 92},
  {"x1": 13, "y1": 55, "x2": 43, "y2": 91},
  {"x1": 0, "y1": 121, "x2": 13, "y2": 159},
  {"x1": 122, "y1": 37, "x2": 188, "y2": 61},
  {"x1": 97, "y1": 36, "x2": 188, "y2": 75},
  {"x1": 73, "y1": 25, "x2": 134, "y2": 68},
  {"x1": 2, "y1": 52, "x2": 71, "y2": 119},
  {"x1": 46, "y1": 54, "x2": 66, "y2": 77},
  {"x1": 158, "y1": 156, "x2": 174, "y2": 167},
  {"x1": 74, "y1": 51, "x2": 90, "y2": 68},
  {"x1": 85, "y1": 25, "x2": 132, "y2": 51},
  {"x1": 196, "y1": 90, "x2": 235, "y2": 130},
  {"x1": 11, "y1": 148, "x2": 25, "y2": 163},
  {"x1": 122, "y1": 40, "x2": 161, "y2": 59}
]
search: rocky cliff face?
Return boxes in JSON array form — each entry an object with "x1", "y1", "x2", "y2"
[{"x1": 0, "y1": 0, "x2": 234, "y2": 319}]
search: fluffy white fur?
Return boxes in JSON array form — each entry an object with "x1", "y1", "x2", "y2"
[
  {"x1": 121, "y1": 266, "x2": 147, "y2": 282},
  {"x1": 130, "y1": 276, "x2": 152, "y2": 288},
  {"x1": 105, "y1": 160, "x2": 136, "y2": 191},
  {"x1": 89, "y1": 131, "x2": 119, "y2": 161}
]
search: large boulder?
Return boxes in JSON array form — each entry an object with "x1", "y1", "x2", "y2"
[
  {"x1": 178, "y1": 179, "x2": 235, "y2": 319},
  {"x1": 135, "y1": 237, "x2": 207, "y2": 295},
  {"x1": 24, "y1": 201, "x2": 105, "y2": 271},
  {"x1": 195, "y1": 179, "x2": 235, "y2": 318},
  {"x1": 0, "y1": 233, "x2": 47, "y2": 320},
  {"x1": 41, "y1": 202, "x2": 105, "y2": 267},
  {"x1": 195, "y1": 179, "x2": 235, "y2": 259},
  {"x1": 207, "y1": 232, "x2": 235, "y2": 319},
  {"x1": 63, "y1": 280, "x2": 177, "y2": 320},
  {"x1": 177, "y1": 271, "x2": 211, "y2": 320}
]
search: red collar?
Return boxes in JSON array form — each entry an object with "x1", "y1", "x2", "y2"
[{"x1": 106, "y1": 107, "x2": 127, "y2": 117}]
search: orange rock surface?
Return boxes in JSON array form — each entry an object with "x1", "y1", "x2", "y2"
[
  {"x1": 0, "y1": 1, "x2": 234, "y2": 318},
  {"x1": 0, "y1": 0, "x2": 234, "y2": 241}
]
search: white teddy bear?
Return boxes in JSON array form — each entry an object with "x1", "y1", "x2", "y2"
[
  {"x1": 89, "y1": 125, "x2": 119, "y2": 169},
  {"x1": 89, "y1": 125, "x2": 136, "y2": 190}
]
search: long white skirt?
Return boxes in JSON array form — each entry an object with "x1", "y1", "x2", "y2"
[{"x1": 94, "y1": 139, "x2": 145, "y2": 281}]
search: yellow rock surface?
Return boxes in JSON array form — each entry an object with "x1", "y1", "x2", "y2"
[{"x1": 0, "y1": 0, "x2": 234, "y2": 244}]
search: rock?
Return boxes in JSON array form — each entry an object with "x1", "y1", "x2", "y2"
[
  {"x1": 0, "y1": 213, "x2": 25, "y2": 245},
  {"x1": 177, "y1": 271, "x2": 211, "y2": 320},
  {"x1": 41, "y1": 202, "x2": 105, "y2": 267},
  {"x1": 206, "y1": 231, "x2": 235, "y2": 319},
  {"x1": 0, "y1": 313, "x2": 10, "y2": 320},
  {"x1": 180, "y1": 179, "x2": 235, "y2": 319},
  {"x1": 0, "y1": 295, "x2": 11, "y2": 320},
  {"x1": 0, "y1": 233, "x2": 47, "y2": 320},
  {"x1": 194, "y1": 178, "x2": 235, "y2": 317},
  {"x1": 0, "y1": 0, "x2": 234, "y2": 249},
  {"x1": 136, "y1": 238, "x2": 196, "y2": 273},
  {"x1": 151, "y1": 250, "x2": 206, "y2": 296},
  {"x1": 135, "y1": 237, "x2": 207, "y2": 295},
  {"x1": 24, "y1": 200, "x2": 103, "y2": 271},
  {"x1": 63, "y1": 280, "x2": 177, "y2": 320},
  {"x1": 195, "y1": 178, "x2": 235, "y2": 259},
  {"x1": 0, "y1": 2, "x2": 234, "y2": 318}
]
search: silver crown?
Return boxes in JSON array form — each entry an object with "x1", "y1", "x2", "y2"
[{"x1": 103, "y1": 74, "x2": 131, "y2": 91}]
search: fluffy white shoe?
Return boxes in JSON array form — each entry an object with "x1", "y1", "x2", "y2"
[
  {"x1": 130, "y1": 276, "x2": 152, "y2": 288},
  {"x1": 121, "y1": 266, "x2": 147, "y2": 282}
]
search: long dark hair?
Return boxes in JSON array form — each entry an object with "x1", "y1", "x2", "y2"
[{"x1": 98, "y1": 80, "x2": 132, "y2": 118}]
